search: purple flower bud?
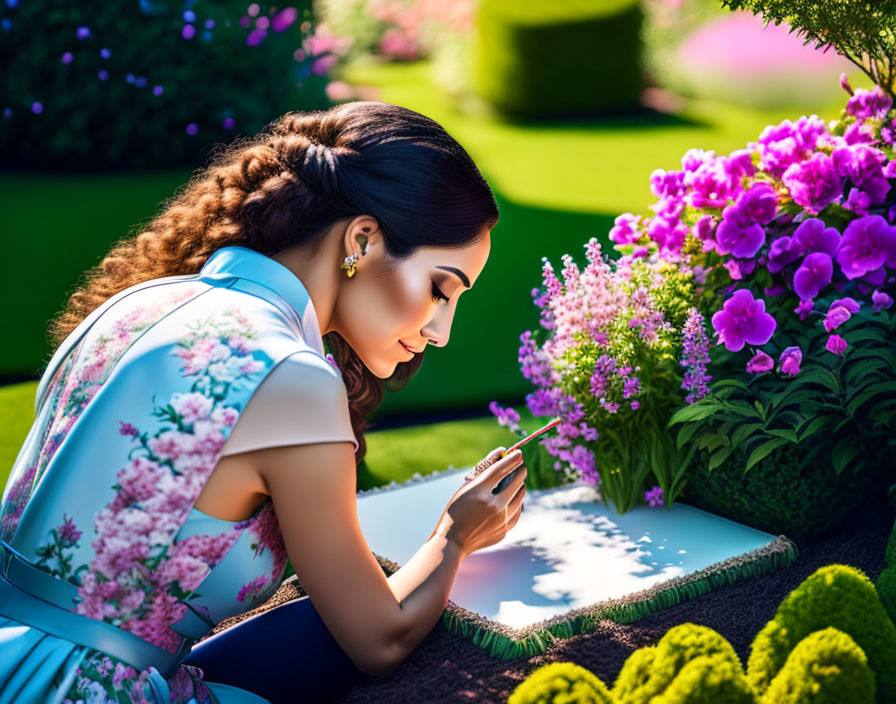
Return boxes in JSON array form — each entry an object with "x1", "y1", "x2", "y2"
[
  {"x1": 61, "y1": 52, "x2": 74, "y2": 64},
  {"x1": 223, "y1": 116, "x2": 235, "y2": 129},
  {"x1": 840, "y1": 73, "x2": 853, "y2": 96},
  {"x1": 272, "y1": 7, "x2": 298, "y2": 32},
  {"x1": 247, "y1": 28, "x2": 266, "y2": 46},
  {"x1": 824, "y1": 305, "x2": 852, "y2": 332},
  {"x1": 153, "y1": 84, "x2": 163, "y2": 96},
  {"x1": 778, "y1": 346, "x2": 802, "y2": 376},
  {"x1": 185, "y1": 122, "x2": 198, "y2": 136},
  {"x1": 100, "y1": 47, "x2": 111, "y2": 59},
  {"x1": 76, "y1": 26, "x2": 90, "y2": 40},
  {"x1": 794, "y1": 298, "x2": 814, "y2": 320},
  {"x1": 746, "y1": 350, "x2": 774, "y2": 373},
  {"x1": 183, "y1": 10, "x2": 196, "y2": 22},
  {"x1": 97, "y1": 69, "x2": 109, "y2": 80},
  {"x1": 205, "y1": 19, "x2": 216, "y2": 29},
  {"x1": 825, "y1": 334, "x2": 848, "y2": 355},
  {"x1": 872, "y1": 290, "x2": 893, "y2": 312},
  {"x1": 182, "y1": 24, "x2": 196, "y2": 39},
  {"x1": 31, "y1": 101, "x2": 42, "y2": 114}
]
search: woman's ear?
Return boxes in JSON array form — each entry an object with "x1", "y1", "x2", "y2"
[{"x1": 344, "y1": 215, "x2": 381, "y2": 258}]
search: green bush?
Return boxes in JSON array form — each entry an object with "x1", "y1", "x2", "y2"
[
  {"x1": 612, "y1": 623, "x2": 746, "y2": 704},
  {"x1": 760, "y1": 627, "x2": 875, "y2": 704},
  {"x1": 679, "y1": 433, "x2": 887, "y2": 543},
  {"x1": 508, "y1": 662, "x2": 615, "y2": 704},
  {"x1": 877, "y1": 519, "x2": 896, "y2": 625},
  {"x1": 0, "y1": 0, "x2": 331, "y2": 170},
  {"x1": 746, "y1": 564, "x2": 896, "y2": 702},
  {"x1": 472, "y1": 0, "x2": 644, "y2": 119}
]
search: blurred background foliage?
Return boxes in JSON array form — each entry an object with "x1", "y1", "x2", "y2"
[{"x1": 0, "y1": 0, "x2": 876, "y2": 476}]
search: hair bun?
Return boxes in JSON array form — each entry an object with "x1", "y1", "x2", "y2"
[{"x1": 302, "y1": 142, "x2": 339, "y2": 196}]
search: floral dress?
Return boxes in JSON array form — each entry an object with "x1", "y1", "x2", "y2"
[{"x1": 0, "y1": 246, "x2": 356, "y2": 703}]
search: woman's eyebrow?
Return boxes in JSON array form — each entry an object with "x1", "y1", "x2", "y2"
[{"x1": 435, "y1": 265, "x2": 470, "y2": 288}]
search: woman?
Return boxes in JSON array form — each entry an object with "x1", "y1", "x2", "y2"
[{"x1": 0, "y1": 101, "x2": 527, "y2": 704}]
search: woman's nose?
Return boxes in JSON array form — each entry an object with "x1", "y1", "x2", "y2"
[{"x1": 422, "y1": 307, "x2": 453, "y2": 347}]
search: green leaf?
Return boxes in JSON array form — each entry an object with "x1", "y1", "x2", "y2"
[
  {"x1": 797, "y1": 414, "x2": 838, "y2": 442},
  {"x1": 744, "y1": 437, "x2": 791, "y2": 473},
  {"x1": 696, "y1": 433, "x2": 730, "y2": 453},
  {"x1": 675, "y1": 421, "x2": 704, "y2": 451},
  {"x1": 765, "y1": 428, "x2": 799, "y2": 443},
  {"x1": 668, "y1": 402, "x2": 720, "y2": 425},
  {"x1": 710, "y1": 379, "x2": 753, "y2": 393},
  {"x1": 731, "y1": 421, "x2": 763, "y2": 447},
  {"x1": 848, "y1": 382, "x2": 896, "y2": 414},
  {"x1": 793, "y1": 367, "x2": 840, "y2": 394},
  {"x1": 832, "y1": 436, "x2": 860, "y2": 476},
  {"x1": 708, "y1": 444, "x2": 735, "y2": 471},
  {"x1": 723, "y1": 399, "x2": 763, "y2": 419},
  {"x1": 753, "y1": 400, "x2": 767, "y2": 421}
]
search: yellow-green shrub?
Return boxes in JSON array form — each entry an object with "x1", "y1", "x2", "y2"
[
  {"x1": 759, "y1": 627, "x2": 875, "y2": 704},
  {"x1": 612, "y1": 623, "x2": 746, "y2": 704},
  {"x1": 508, "y1": 662, "x2": 614, "y2": 704},
  {"x1": 746, "y1": 564, "x2": 896, "y2": 702}
]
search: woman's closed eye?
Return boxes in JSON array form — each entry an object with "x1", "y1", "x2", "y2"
[{"x1": 431, "y1": 281, "x2": 450, "y2": 303}]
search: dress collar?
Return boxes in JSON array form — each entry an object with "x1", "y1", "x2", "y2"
[{"x1": 199, "y1": 246, "x2": 325, "y2": 356}]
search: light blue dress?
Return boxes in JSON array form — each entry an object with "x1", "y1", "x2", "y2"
[{"x1": 0, "y1": 246, "x2": 357, "y2": 703}]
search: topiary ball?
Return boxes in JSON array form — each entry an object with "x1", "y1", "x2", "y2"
[
  {"x1": 877, "y1": 566, "x2": 896, "y2": 626},
  {"x1": 508, "y1": 662, "x2": 615, "y2": 704},
  {"x1": 612, "y1": 623, "x2": 744, "y2": 704},
  {"x1": 653, "y1": 652, "x2": 756, "y2": 704},
  {"x1": 759, "y1": 627, "x2": 875, "y2": 704},
  {"x1": 746, "y1": 564, "x2": 896, "y2": 702}
]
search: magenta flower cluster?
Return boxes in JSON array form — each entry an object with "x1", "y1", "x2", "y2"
[{"x1": 611, "y1": 76, "x2": 896, "y2": 374}]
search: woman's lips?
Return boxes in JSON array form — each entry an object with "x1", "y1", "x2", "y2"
[{"x1": 399, "y1": 340, "x2": 419, "y2": 356}]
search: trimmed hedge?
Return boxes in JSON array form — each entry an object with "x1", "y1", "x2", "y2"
[
  {"x1": 508, "y1": 662, "x2": 615, "y2": 704},
  {"x1": 760, "y1": 627, "x2": 875, "y2": 704},
  {"x1": 472, "y1": 0, "x2": 644, "y2": 119},
  {"x1": 679, "y1": 432, "x2": 890, "y2": 543},
  {"x1": 746, "y1": 564, "x2": 896, "y2": 702},
  {"x1": 876, "y1": 518, "x2": 896, "y2": 625}
]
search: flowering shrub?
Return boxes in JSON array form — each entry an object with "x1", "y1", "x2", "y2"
[
  {"x1": 0, "y1": 1, "x2": 331, "y2": 169},
  {"x1": 491, "y1": 238, "x2": 702, "y2": 514},
  {"x1": 650, "y1": 77, "x2": 896, "y2": 500}
]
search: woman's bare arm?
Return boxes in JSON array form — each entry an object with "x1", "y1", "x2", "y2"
[{"x1": 254, "y1": 439, "x2": 465, "y2": 679}]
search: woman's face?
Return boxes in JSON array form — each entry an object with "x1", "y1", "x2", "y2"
[{"x1": 334, "y1": 221, "x2": 491, "y2": 379}]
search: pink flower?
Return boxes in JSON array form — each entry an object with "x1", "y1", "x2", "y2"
[
  {"x1": 746, "y1": 350, "x2": 774, "y2": 373},
  {"x1": 825, "y1": 334, "x2": 848, "y2": 355},
  {"x1": 778, "y1": 346, "x2": 803, "y2": 376}
]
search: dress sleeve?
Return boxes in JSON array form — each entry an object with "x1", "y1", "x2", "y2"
[{"x1": 220, "y1": 350, "x2": 359, "y2": 456}]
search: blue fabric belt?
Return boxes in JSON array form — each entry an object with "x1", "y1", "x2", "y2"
[{"x1": 0, "y1": 540, "x2": 193, "y2": 679}]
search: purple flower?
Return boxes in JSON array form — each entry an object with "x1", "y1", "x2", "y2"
[
  {"x1": 272, "y1": 7, "x2": 298, "y2": 32},
  {"x1": 843, "y1": 188, "x2": 872, "y2": 215},
  {"x1": 830, "y1": 297, "x2": 860, "y2": 314},
  {"x1": 825, "y1": 334, "x2": 848, "y2": 355},
  {"x1": 58, "y1": 514, "x2": 83, "y2": 547},
  {"x1": 778, "y1": 346, "x2": 803, "y2": 376},
  {"x1": 76, "y1": 26, "x2": 90, "y2": 40},
  {"x1": 794, "y1": 298, "x2": 814, "y2": 320},
  {"x1": 182, "y1": 24, "x2": 196, "y2": 39},
  {"x1": 185, "y1": 122, "x2": 198, "y2": 136},
  {"x1": 746, "y1": 350, "x2": 774, "y2": 373},
  {"x1": 824, "y1": 305, "x2": 852, "y2": 332},
  {"x1": 223, "y1": 116, "x2": 235, "y2": 130},
  {"x1": 61, "y1": 52, "x2": 74, "y2": 64},
  {"x1": 793, "y1": 252, "x2": 833, "y2": 300},
  {"x1": 489, "y1": 401, "x2": 521, "y2": 433},
  {"x1": 118, "y1": 421, "x2": 139, "y2": 437},
  {"x1": 791, "y1": 218, "x2": 841, "y2": 257},
  {"x1": 609, "y1": 213, "x2": 642, "y2": 246},
  {"x1": 872, "y1": 289, "x2": 894, "y2": 312},
  {"x1": 680, "y1": 308, "x2": 711, "y2": 404},
  {"x1": 711, "y1": 289, "x2": 777, "y2": 352},
  {"x1": 630, "y1": 400, "x2": 641, "y2": 410},
  {"x1": 644, "y1": 485, "x2": 664, "y2": 507},
  {"x1": 846, "y1": 85, "x2": 893, "y2": 120},
  {"x1": 757, "y1": 115, "x2": 828, "y2": 178},
  {"x1": 782, "y1": 152, "x2": 843, "y2": 214},
  {"x1": 324, "y1": 352, "x2": 340, "y2": 372},
  {"x1": 716, "y1": 220, "x2": 765, "y2": 259},
  {"x1": 31, "y1": 102, "x2": 42, "y2": 114},
  {"x1": 247, "y1": 28, "x2": 267, "y2": 46},
  {"x1": 831, "y1": 144, "x2": 890, "y2": 204},
  {"x1": 100, "y1": 47, "x2": 111, "y2": 59},
  {"x1": 97, "y1": 69, "x2": 108, "y2": 81},
  {"x1": 836, "y1": 215, "x2": 896, "y2": 279},
  {"x1": 153, "y1": 84, "x2": 164, "y2": 96},
  {"x1": 766, "y1": 235, "x2": 803, "y2": 274}
]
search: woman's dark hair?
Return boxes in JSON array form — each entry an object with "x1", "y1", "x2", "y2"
[{"x1": 45, "y1": 101, "x2": 500, "y2": 464}]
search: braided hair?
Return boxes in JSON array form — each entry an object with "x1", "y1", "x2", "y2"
[{"x1": 45, "y1": 101, "x2": 500, "y2": 464}]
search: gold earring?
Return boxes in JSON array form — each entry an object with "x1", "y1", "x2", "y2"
[{"x1": 341, "y1": 253, "x2": 359, "y2": 278}]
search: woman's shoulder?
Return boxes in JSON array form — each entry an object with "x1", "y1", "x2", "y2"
[{"x1": 219, "y1": 350, "x2": 357, "y2": 456}]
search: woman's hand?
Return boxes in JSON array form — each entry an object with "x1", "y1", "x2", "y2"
[{"x1": 430, "y1": 447, "x2": 527, "y2": 560}]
